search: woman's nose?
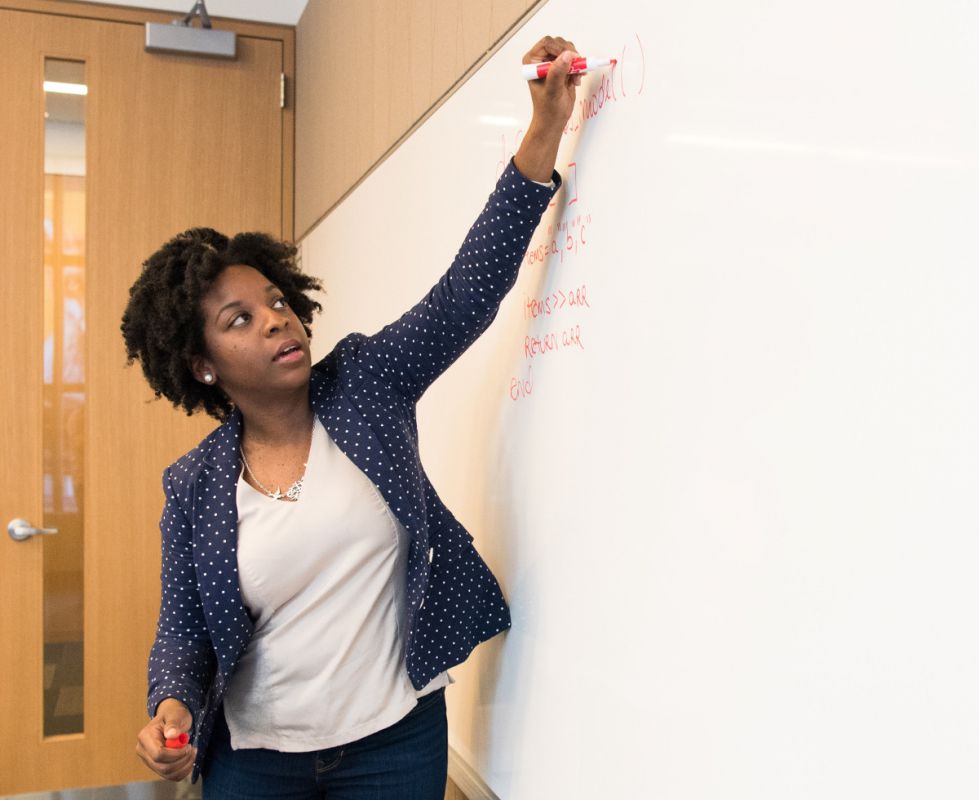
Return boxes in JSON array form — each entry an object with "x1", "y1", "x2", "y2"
[{"x1": 263, "y1": 308, "x2": 289, "y2": 335}]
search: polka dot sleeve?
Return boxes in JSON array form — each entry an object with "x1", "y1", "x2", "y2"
[
  {"x1": 146, "y1": 467, "x2": 217, "y2": 731},
  {"x1": 352, "y1": 158, "x2": 561, "y2": 404}
]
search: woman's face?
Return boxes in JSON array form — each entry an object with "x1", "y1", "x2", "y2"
[{"x1": 192, "y1": 264, "x2": 311, "y2": 404}]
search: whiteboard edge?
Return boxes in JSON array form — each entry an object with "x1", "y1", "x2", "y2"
[{"x1": 295, "y1": 0, "x2": 552, "y2": 243}]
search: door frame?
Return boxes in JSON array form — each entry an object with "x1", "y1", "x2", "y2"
[{"x1": 2, "y1": 0, "x2": 296, "y2": 241}]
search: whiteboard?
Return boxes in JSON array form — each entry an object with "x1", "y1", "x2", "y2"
[{"x1": 300, "y1": 1, "x2": 979, "y2": 797}]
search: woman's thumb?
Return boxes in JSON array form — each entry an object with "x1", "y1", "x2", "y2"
[
  {"x1": 162, "y1": 710, "x2": 191, "y2": 739},
  {"x1": 547, "y1": 50, "x2": 574, "y2": 84}
]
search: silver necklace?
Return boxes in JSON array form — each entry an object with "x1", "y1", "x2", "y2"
[{"x1": 239, "y1": 418, "x2": 315, "y2": 502}]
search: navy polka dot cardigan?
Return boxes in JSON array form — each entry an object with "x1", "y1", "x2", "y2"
[{"x1": 146, "y1": 159, "x2": 560, "y2": 783}]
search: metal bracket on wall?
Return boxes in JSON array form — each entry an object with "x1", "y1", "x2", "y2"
[{"x1": 145, "y1": 0, "x2": 237, "y2": 59}]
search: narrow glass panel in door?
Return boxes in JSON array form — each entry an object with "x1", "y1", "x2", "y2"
[{"x1": 43, "y1": 57, "x2": 86, "y2": 738}]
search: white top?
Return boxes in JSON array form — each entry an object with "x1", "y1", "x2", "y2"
[{"x1": 222, "y1": 416, "x2": 451, "y2": 751}]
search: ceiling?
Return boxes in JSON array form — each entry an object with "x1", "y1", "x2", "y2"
[{"x1": 68, "y1": 0, "x2": 309, "y2": 26}]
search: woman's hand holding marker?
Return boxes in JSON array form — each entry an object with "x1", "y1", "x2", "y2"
[
  {"x1": 522, "y1": 57, "x2": 616, "y2": 81},
  {"x1": 514, "y1": 36, "x2": 583, "y2": 182},
  {"x1": 135, "y1": 697, "x2": 197, "y2": 782}
]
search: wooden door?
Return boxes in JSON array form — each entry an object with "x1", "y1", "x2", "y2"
[{"x1": 0, "y1": 3, "x2": 292, "y2": 793}]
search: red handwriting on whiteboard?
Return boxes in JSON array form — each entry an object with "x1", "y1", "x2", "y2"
[
  {"x1": 509, "y1": 363, "x2": 534, "y2": 401},
  {"x1": 619, "y1": 32, "x2": 647, "y2": 97},
  {"x1": 548, "y1": 161, "x2": 579, "y2": 210},
  {"x1": 567, "y1": 162, "x2": 579, "y2": 204},
  {"x1": 524, "y1": 323, "x2": 585, "y2": 360},
  {"x1": 525, "y1": 331, "x2": 559, "y2": 358},
  {"x1": 492, "y1": 33, "x2": 646, "y2": 183},
  {"x1": 563, "y1": 33, "x2": 647, "y2": 134},
  {"x1": 542, "y1": 161, "x2": 583, "y2": 246},
  {"x1": 524, "y1": 212, "x2": 592, "y2": 267},
  {"x1": 524, "y1": 284, "x2": 592, "y2": 319},
  {"x1": 577, "y1": 69, "x2": 617, "y2": 127}
]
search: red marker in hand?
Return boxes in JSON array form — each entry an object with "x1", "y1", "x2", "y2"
[
  {"x1": 165, "y1": 732, "x2": 190, "y2": 749},
  {"x1": 522, "y1": 57, "x2": 616, "y2": 80}
]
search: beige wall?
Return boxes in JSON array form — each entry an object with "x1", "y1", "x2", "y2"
[{"x1": 295, "y1": 0, "x2": 544, "y2": 239}]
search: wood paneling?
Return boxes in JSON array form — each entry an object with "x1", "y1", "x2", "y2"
[
  {"x1": 0, "y1": 3, "x2": 293, "y2": 792},
  {"x1": 86, "y1": 20, "x2": 284, "y2": 791},
  {"x1": 295, "y1": 0, "x2": 546, "y2": 239}
]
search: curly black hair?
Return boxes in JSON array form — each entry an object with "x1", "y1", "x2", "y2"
[{"x1": 121, "y1": 227, "x2": 323, "y2": 421}]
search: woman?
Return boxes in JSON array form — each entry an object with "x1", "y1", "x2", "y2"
[{"x1": 128, "y1": 35, "x2": 580, "y2": 798}]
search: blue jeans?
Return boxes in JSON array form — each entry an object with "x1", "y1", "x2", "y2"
[{"x1": 201, "y1": 688, "x2": 448, "y2": 799}]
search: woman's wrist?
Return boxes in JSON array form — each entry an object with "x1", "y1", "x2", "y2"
[{"x1": 513, "y1": 119, "x2": 564, "y2": 183}]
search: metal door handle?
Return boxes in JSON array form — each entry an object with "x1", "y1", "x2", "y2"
[{"x1": 7, "y1": 518, "x2": 59, "y2": 542}]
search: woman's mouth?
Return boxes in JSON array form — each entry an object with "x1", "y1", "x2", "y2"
[{"x1": 273, "y1": 342, "x2": 304, "y2": 362}]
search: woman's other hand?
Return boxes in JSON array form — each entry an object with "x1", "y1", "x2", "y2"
[
  {"x1": 135, "y1": 697, "x2": 197, "y2": 781},
  {"x1": 515, "y1": 35, "x2": 580, "y2": 182}
]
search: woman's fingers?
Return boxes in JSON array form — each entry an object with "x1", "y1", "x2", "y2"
[
  {"x1": 521, "y1": 34, "x2": 583, "y2": 130},
  {"x1": 136, "y1": 722, "x2": 197, "y2": 781},
  {"x1": 523, "y1": 35, "x2": 580, "y2": 65},
  {"x1": 158, "y1": 748, "x2": 194, "y2": 780},
  {"x1": 168, "y1": 748, "x2": 196, "y2": 781},
  {"x1": 142, "y1": 745, "x2": 196, "y2": 781}
]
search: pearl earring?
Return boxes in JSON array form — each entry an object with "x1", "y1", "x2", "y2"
[{"x1": 203, "y1": 373, "x2": 214, "y2": 384}]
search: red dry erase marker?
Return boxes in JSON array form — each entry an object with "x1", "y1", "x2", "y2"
[
  {"x1": 522, "y1": 57, "x2": 616, "y2": 80},
  {"x1": 165, "y1": 732, "x2": 190, "y2": 749}
]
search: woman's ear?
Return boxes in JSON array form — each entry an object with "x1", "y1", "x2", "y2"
[{"x1": 190, "y1": 356, "x2": 217, "y2": 386}]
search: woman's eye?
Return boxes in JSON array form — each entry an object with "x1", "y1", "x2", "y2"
[{"x1": 228, "y1": 298, "x2": 285, "y2": 328}]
